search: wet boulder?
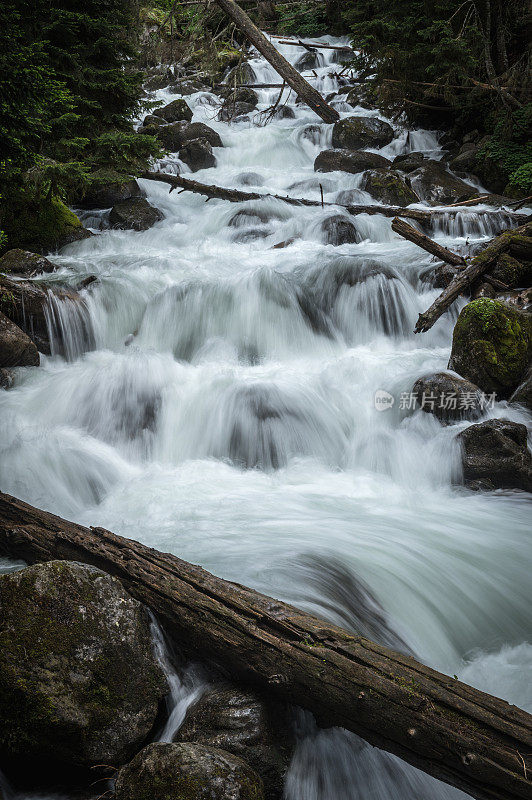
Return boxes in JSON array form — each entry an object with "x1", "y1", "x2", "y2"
[
  {"x1": 392, "y1": 151, "x2": 429, "y2": 173},
  {"x1": 177, "y1": 683, "x2": 294, "y2": 800},
  {"x1": 360, "y1": 169, "x2": 419, "y2": 206},
  {"x1": 321, "y1": 214, "x2": 360, "y2": 245},
  {"x1": 109, "y1": 197, "x2": 163, "y2": 231},
  {"x1": 299, "y1": 124, "x2": 322, "y2": 145},
  {"x1": 0, "y1": 310, "x2": 40, "y2": 367},
  {"x1": 345, "y1": 85, "x2": 375, "y2": 109},
  {"x1": 115, "y1": 742, "x2": 264, "y2": 800},
  {"x1": 412, "y1": 372, "x2": 485, "y2": 423},
  {"x1": 271, "y1": 106, "x2": 295, "y2": 120},
  {"x1": 77, "y1": 171, "x2": 143, "y2": 209},
  {"x1": 295, "y1": 50, "x2": 321, "y2": 71},
  {"x1": 0, "y1": 561, "x2": 167, "y2": 770},
  {"x1": 0, "y1": 274, "x2": 56, "y2": 352},
  {"x1": 144, "y1": 120, "x2": 223, "y2": 152},
  {"x1": 236, "y1": 172, "x2": 264, "y2": 187},
  {"x1": 179, "y1": 137, "x2": 217, "y2": 171},
  {"x1": 510, "y1": 372, "x2": 532, "y2": 412},
  {"x1": 0, "y1": 249, "x2": 56, "y2": 277},
  {"x1": 449, "y1": 146, "x2": 480, "y2": 177},
  {"x1": 220, "y1": 86, "x2": 258, "y2": 107},
  {"x1": 142, "y1": 113, "x2": 166, "y2": 128},
  {"x1": 225, "y1": 62, "x2": 257, "y2": 85},
  {"x1": 155, "y1": 98, "x2": 193, "y2": 123},
  {"x1": 167, "y1": 78, "x2": 209, "y2": 95},
  {"x1": 218, "y1": 101, "x2": 256, "y2": 122},
  {"x1": 490, "y1": 252, "x2": 532, "y2": 289},
  {"x1": 1, "y1": 197, "x2": 91, "y2": 254},
  {"x1": 314, "y1": 149, "x2": 391, "y2": 174},
  {"x1": 457, "y1": 419, "x2": 532, "y2": 492},
  {"x1": 0, "y1": 367, "x2": 14, "y2": 388},
  {"x1": 407, "y1": 160, "x2": 478, "y2": 205},
  {"x1": 448, "y1": 299, "x2": 532, "y2": 398},
  {"x1": 331, "y1": 116, "x2": 394, "y2": 150}
]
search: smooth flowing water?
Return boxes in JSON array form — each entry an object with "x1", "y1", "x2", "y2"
[{"x1": 1, "y1": 36, "x2": 531, "y2": 800}]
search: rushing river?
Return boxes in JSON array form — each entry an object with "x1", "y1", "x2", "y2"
[{"x1": 1, "y1": 35, "x2": 531, "y2": 800}]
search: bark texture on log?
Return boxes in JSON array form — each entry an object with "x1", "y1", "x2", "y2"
[
  {"x1": 212, "y1": 0, "x2": 340, "y2": 123},
  {"x1": 414, "y1": 223, "x2": 530, "y2": 332},
  {"x1": 140, "y1": 172, "x2": 527, "y2": 226},
  {"x1": 0, "y1": 492, "x2": 530, "y2": 800},
  {"x1": 392, "y1": 217, "x2": 466, "y2": 266}
]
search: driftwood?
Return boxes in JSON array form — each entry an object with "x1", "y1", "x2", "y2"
[
  {"x1": 140, "y1": 172, "x2": 528, "y2": 226},
  {"x1": 211, "y1": 0, "x2": 339, "y2": 123},
  {"x1": 414, "y1": 224, "x2": 529, "y2": 333},
  {"x1": 391, "y1": 217, "x2": 466, "y2": 266},
  {"x1": 0, "y1": 492, "x2": 531, "y2": 800}
]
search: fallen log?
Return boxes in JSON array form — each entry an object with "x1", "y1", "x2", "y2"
[
  {"x1": 0, "y1": 492, "x2": 531, "y2": 800},
  {"x1": 392, "y1": 217, "x2": 466, "y2": 266},
  {"x1": 414, "y1": 224, "x2": 529, "y2": 333},
  {"x1": 212, "y1": 0, "x2": 340, "y2": 123},
  {"x1": 140, "y1": 171, "x2": 529, "y2": 226}
]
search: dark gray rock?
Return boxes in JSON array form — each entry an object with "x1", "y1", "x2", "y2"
[
  {"x1": 177, "y1": 683, "x2": 293, "y2": 800},
  {"x1": 412, "y1": 372, "x2": 485, "y2": 423},
  {"x1": 225, "y1": 62, "x2": 257, "y2": 85},
  {"x1": 109, "y1": 198, "x2": 163, "y2": 231},
  {"x1": 0, "y1": 561, "x2": 167, "y2": 769},
  {"x1": 218, "y1": 101, "x2": 256, "y2": 122},
  {"x1": 0, "y1": 310, "x2": 40, "y2": 367},
  {"x1": 407, "y1": 160, "x2": 479, "y2": 205},
  {"x1": 155, "y1": 98, "x2": 193, "y2": 123},
  {"x1": 0, "y1": 367, "x2": 14, "y2": 388},
  {"x1": 271, "y1": 105, "x2": 295, "y2": 120},
  {"x1": 321, "y1": 214, "x2": 360, "y2": 245},
  {"x1": 220, "y1": 86, "x2": 258, "y2": 107},
  {"x1": 510, "y1": 372, "x2": 532, "y2": 412},
  {"x1": 457, "y1": 419, "x2": 532, "y2": 491},
  {"x1": 0, "y1": 249, "x2": 56, "y2": 277},
  {"x1": 141, "y1": 114, "x2": 166, "y2": 127},
  {"x1": 392, "y1": 151, "x2": 429, "y2": 173},
  {"x1": 360, "y1": 169, "x2": 419, "y2": 206},
  {"x1": 77, "y1": 171, "x2": 143, "y2": 209},
  {"x1": 332, "y1": 116, "x2": 394, "y2": 150},
  {"x1": 179, "y1": 137, "x2": 216, "y2": 171},
  {"x1": 144, "y1": 121, "x2": 223, "y2": 152},
  {"x1": 167, "y1": 78, "x2": 209, "y2": 95},
  {"x1": 115, "y1": 742, "x2": 264, "y2": 800},
  {"x1": 314, "y1": 149, "x2": 391, "y2": 174},
  {"x1": 295, "y1": 50, "x2": 321, "y2": 71}
]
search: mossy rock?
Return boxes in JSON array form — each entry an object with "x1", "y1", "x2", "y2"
[
  {"x1": 0, "y1": 249, "x2": 55, "y2": 277},
  {"x1": 0, "y1": 561, "x2": 167, "y2": 770},
  {"x1": 155, "y1": 98, "x2": 193, "y2": 123},
  {"x1": 2, "y1": 197, "x2": 90, "y2": 254},
  {"x1": 77, "y1": 169, "x2": 143, "y2": 209},
  {"x1": 448, "y1": 298, "x2": 532, "y2": 398},
  {"x1": 331, "y1": 116, "x2": 394, "y2": 150},
  {"x1": 491, "y1": 252, "x2": 532, "y2": 288},
  {"x1": 115, "y1": 742, "x2": 264, "y2": 800},
  {"x1": 361, "y1": 169, "x2": 419, "y2": 206}
]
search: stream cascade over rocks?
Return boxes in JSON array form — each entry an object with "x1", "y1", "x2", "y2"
[{"x1": 0, "y1": 32, "x2": 531, "y2": 800}]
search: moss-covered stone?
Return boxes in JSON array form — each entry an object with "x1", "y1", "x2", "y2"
[
  {"x1": 155, "y1": 98, "x2": 193, "y2": 123},
  {"x1": 491, "y1": 252, "x2": 532, "y2": 288},
  {"x1": 361, "y1": 169, "x2": 419, "y2": 206},
  {"x1": 115, "y1": 742, "x2": 264, "y2": 800},
  {"x1": 77, "y1": 169, "x2": 143, "y2": 209},
  {"x1": 2, "y1": 197, "x2": 91, "y2": 254},
  {"x1": 0, "y1": 249, "x2": 56, "y2": 277},
  {"x1": 332, "y1": 116, "x2": 394, "y2": 150},
  {"x1": 0, "y1": 561, "x2": 166, "y2": 770},
  {"x1": 448, "y1": 298, "x2": 532, "y2": 398}
]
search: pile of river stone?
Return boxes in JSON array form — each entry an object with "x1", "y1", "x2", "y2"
[{"x1": 0, "y1": 560, "x2": 294, "y2": 799}]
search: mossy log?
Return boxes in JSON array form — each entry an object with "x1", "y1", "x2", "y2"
[
  {"x1": 211, "y1": 0, "x2": 339, "y2": 123},
  {"x1": 140, "y1": 172, "x2": 528, "y2": 226},
  {"x1": 415, "y1": 222, "x2": 532, "y2": 333},
  {"x1": 0, "y1": 492, "x2": 531, "y2": 800}
]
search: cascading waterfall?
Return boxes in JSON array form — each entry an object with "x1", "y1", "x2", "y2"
[{"x1": 0, "y1": 33, "x2": 530, "y2": 800}]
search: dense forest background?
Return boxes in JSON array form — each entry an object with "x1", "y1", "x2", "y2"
[{"x1": 1, "y1": 0, "x2": 530, "y2": 250}]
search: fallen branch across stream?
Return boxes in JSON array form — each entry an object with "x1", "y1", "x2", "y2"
[
  {"x1": 0, "y1": 492, "x2": 531, "y2": 800},
  {"x1": 391, "y1": 217, "x2": 466, "y2": 266},
  {"x1": 141, "y1": 171, "x2": 529, "y2": 226}
]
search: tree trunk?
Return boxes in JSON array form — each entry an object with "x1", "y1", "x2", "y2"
[
  {"x1": 391, "y1": 217, "x2": 466, "y2": 266},
  {"x1": 211, "y1": 0, "x2": 340, "y2": 123},
  {"x1": 140, "y1": 172, "x2": 528, "y2": 226},
  {"x1": 0, "y1": 492, "x2": 530, "y2": 800}
]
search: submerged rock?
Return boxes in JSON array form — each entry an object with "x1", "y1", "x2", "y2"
[
  {"x1": 407, "y1": 160, "x2": 478, "y2": 205},
  {"x1": 177, "y1": 683, "x2": 294, "y2": 800},
  {"x1": 0, "y1": 310, "x2": 40, "y2": 367},
  {"x1": 360, "y1": 169, "x2": 419, "y2": 206},
  {"x1": 314, "y1": 149, "x2": 391, "y2": 174},
  {"x1": 179, "y1": 137, "x2": 216, "y2": 171},
  {"x1": 457, "y1": 419, "x2": 532, "y2": 492},
  {"x1": 0, "y1": 561, "x2": 166, "y2": 770},
  {"x1": 510, "y1": 372, "x2": 532, "y2": 411},
  {"x1": 448, "y1": 299, "x2": 532, "y2": 398},
  {"x1": 321, "y1": 214, "x2": 360, "y2": 245},
  {"x1": 0, "y1": 249, "x2": 56, "y2": 277},
  {"x1": 412, "y1": 372, "x2": 485, "y2": 423},
  {"x1": 155, "y1": 98, "x2": 193, "y2": 123},
  {"x1": 331, "y1": 116, "x2": 394, "y2": 150},
  {"x1": 115, "y1": 742, "x2": 264, "y2": 800},
  {"x1": 109, "y1": 197, "x2": 164, "y2": 231}
]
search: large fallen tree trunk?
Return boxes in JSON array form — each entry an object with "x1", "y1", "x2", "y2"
[
  {"x1": 414, "y1": 222, "x2": 530, "y2": 332},
  {"x1": 0, "y1": 492, "x2": 530, "y2": 800},
  {"x1": 391, "y1": 217, "x2": 466, "y2": 266},
  {"x1": 140, "y1": 171, "x2": 528, "y2": 226},
  {"x1": 212, "y1": 0, "x2": 339, "y2": 123}
]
